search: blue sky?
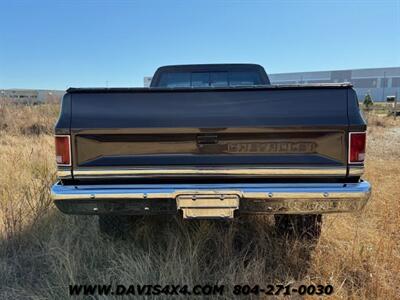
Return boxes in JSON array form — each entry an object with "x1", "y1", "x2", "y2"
[{"x1": 0, "y1": 0, "x2": 399, "y2": 90}]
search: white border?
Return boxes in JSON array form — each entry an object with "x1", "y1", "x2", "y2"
[
  {"x1": 348, "y1": 131, "x2": 366, "y2": 164},
  {"x1": 55, "y1": 135, "x2": 71, "y2": 167}
]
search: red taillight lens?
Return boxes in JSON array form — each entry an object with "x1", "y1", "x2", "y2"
[
  {"x1": 349, "y1": 132, "x2": 366, "y2": 164},
  {"x1": 55, "y1": 136, "x2": 71, "y2": 166}
]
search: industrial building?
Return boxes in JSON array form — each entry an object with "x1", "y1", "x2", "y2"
[
  {"x1": 269, "y1": 67, "x2": 400, "y2": 102},
  {"x1": 0, "y1": 89, "x2": 39, "y2": 102},
  {"x1": 0, "y1": 89, "x2": 64, "y2": 103}
]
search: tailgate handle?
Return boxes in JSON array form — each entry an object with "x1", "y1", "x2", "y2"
[{"x1": 197, "y1": 134, "x2": 218, "y2": 145}]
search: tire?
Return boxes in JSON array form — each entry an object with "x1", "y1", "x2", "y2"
[
  {"x1": 274, "y1": 214, "x2": 322, "y2": 240},
  {"x1": 98, "y1": 215, "x2": 138, "y2": 238}
]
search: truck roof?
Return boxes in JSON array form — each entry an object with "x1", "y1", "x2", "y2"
[{"x1": 153, "y1": 63, "x2": 267, "y2": 72}]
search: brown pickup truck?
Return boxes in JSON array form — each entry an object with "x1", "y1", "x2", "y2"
[{"x1": 51, "y1": 64, "x2": 371, "y2": 239}]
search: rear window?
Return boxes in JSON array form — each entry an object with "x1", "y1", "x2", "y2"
[
  {"x1": 229, "y1": 71, "x2": 261, "y2": 86},
  {"x1": 157, "y1": 71, "x2": 263, "y2": 87},
  {"x1": 210, "y1": 72, "x2": 228, "y2": 87},
  {"x1": 158, "y1": 72, "x2": 191, "y2": 87},
  {"x1": 191, "y1": 72, "x2": 209, "y2": 87}
]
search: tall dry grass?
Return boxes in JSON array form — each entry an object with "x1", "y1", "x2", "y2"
[{"x1": 0, "y1": 103, "x2": 399, "y2": 299}]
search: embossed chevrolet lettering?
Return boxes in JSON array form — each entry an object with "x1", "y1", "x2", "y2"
[
  {"x1": 227, "y1": 142, "x2": 317, "y2": 154},
  {"x1": 51, "y1": 63, "x2": 370, "y2": 240}
]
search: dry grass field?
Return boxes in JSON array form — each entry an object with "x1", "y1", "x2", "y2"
[{"x1": 0, "y1": 102, "x2": 399, "y2": 299}]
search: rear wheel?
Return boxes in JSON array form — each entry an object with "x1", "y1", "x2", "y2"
[
  {"x1": 274, "y1": 214, "x2": 322, "y2": 240},
  {"x1": 98, "y1": 215, "x2": 139, "y2": 238}
]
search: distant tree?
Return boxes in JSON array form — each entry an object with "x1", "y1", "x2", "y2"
[{"x1": 363, "y1": 94, "x2": 373, "y2": 111}]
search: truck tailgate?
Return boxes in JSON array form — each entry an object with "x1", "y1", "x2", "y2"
[{"x1": 68, "y1": 87, "x2": 350, "y2": 179}]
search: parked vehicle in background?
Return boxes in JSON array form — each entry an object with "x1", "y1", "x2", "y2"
[{"x1": 51, "y1": 64, "x2": 371, "y2": 239}]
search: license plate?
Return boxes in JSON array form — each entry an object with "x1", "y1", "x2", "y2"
[{"x1": 176, "y1": 194, "x2": 240, "y2": 219}]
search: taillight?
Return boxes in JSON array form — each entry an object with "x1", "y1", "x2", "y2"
[
  {"x1": 55, "y1": 135, "x2": 71, "y2": 166},
  {"x1": 349, "y1": 132, "x2": 366, "y2": 164}
]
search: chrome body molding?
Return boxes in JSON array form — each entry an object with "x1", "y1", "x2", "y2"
[
  {"x1": 57, "y1": 169, "x2": 72, "y2": 179},
  {"x1": 348, "y1": 165, "x2": 364, "y2": 176},
  {"x1": 72, "y1": 166, "x2": 347, "y2": 178},
  {"x1": 51, "y1": 181, "x2": 371, "y2": 216}
]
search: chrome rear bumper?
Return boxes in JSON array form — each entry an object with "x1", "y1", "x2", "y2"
[{"x1": 51, "y1": 181, "x2": 371, "y2": 217}]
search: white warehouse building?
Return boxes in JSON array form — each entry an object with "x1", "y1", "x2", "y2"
[{"x1": 269, "y1": 67, "x2": 400, "y2": 102}]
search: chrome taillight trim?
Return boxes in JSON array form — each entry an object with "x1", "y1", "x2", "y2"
[
  {"x1": 55, "y1": 135, "x2": 72, "y2": 167},
  {"x1": 348, "y1": 131, "x2": 366, "y2": 165}
]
